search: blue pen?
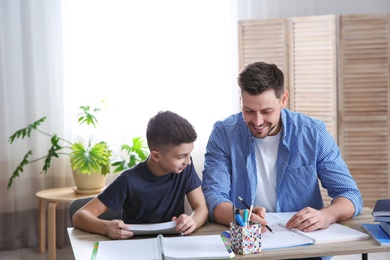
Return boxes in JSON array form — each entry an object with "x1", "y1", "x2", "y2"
[{"x1": 235, "y1": 213, "x2": 245, "y2": 226}]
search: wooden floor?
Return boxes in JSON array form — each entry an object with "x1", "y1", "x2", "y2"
[
  {"x1": 0, "y1": 246, "x2": 73, "y2": 260},
  {"x1": 0, "y1": 245, "x2": 389, "y2": 260}
]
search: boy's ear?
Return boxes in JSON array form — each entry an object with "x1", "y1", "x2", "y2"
[{"x1": 150, "y1": 150, "x2": 160, "y2": 162}]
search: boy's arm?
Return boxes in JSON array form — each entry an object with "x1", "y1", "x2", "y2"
[
  {"x1": 173, "y1": 186, "x2": 208, "y2": 235},
  {"x1": 186, "y1": 187, "x2": 208, "y2": 228},
  {"x1": 72, "y1": 197, "x2": 133, "y2": 239}
]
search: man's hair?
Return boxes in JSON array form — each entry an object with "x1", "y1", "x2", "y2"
[
  {"x1": 237, "y1": 61, "x2": 285, "y2": 98},
  {"x1": 146, "y1": 111, "x2": 197, "y2": 151}
]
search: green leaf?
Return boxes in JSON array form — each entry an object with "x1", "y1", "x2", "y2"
[
  {"x1": 70, "y1": 142, "x2": 111, "y2": 175},
  {"x1": 8, "y1": 117, "x2": 47, "y2": 144},
  {"x1": 112, "y1": 165, "x2": 125, "y2": 173},
  {"x1": 77, "y1": 105, "x2": 99, "y2": 127},
  {"x1": 77, "y1": 102, "x2": 106, "y2": 127},
  {"x1": 8, "y1": 151, "x2": 33, "y2": 190},
  {"x1": 121, "y1": 137, "x2": 149, "y2": 160},
  {"x1": 110, "y1": 157, "x2": 125, "y2": 173},
  {"x1": 110, "y1": 157, "x2": 125, "y2": 166},
  {"x1": 42, "y1": 135, "x2": 63, "y2": 173},
  {"x1": 114, "y1": 137, "x2": 149, "y2": 173}
]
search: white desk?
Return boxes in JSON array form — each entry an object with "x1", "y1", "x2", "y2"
[{"x1": 67, "y1": 208, "x2": 390, "y2": 260}]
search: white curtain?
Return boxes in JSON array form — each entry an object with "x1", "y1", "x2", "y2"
[
  {"x1": 1, "y1": 0, "x2": 239, "y2": 250},
  {"x1": 0, "y1": 0, "x2": 73, "y2": 249}
]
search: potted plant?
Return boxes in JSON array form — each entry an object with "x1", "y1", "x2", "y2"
[{"x1": 7, "y1": 102, "x2": 149, "y2": 193}]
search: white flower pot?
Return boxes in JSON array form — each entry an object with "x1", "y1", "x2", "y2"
[{"x1": 72, "y1": 171, "x2": 106, "y2": 195}]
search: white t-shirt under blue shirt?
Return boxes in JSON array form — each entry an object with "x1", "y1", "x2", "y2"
[{"x1": 254, "y1": 130, "x2": 281, "y2": 212}]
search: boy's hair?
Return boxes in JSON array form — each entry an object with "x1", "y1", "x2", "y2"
[
  {"x1": 146, "y1": 111, "x2": 197, "y2": 152},
  {"x1": 237, "y1": 61, "x2": 285, "y2": 99}
]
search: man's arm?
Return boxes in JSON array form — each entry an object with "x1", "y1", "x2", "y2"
[
  {"x1": 202, "y1": 123, "x2": 235, "y2": 221},
  {"x1": 286, "y1": 197, "x2": 355, "y2": 232},
  {"x1": 73, "y1": 197, "x2": 133, "y2": 239},
  {"x1": 213, "y1": 201, "x2": 235, "y2": 226}
]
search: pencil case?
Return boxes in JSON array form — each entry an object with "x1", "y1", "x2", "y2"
[{"x1": 229, "y1": 221, "x2": 261, "y2": 255}]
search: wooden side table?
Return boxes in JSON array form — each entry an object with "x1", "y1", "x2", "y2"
[{"x1": 36, "y1": 186, "x2": 100, "y2": 260}]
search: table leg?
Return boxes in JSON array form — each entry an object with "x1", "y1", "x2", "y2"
[
  {"x1": 38, "y1": 198, "x2": 46, "y2": 253},
  {"x1": 48, "y1": 202, "x2": 57, "y2": 260}
]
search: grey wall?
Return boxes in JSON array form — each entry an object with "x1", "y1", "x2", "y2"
[{"x1": 238, "y1": 0, "x2": 390, "y2": 20}]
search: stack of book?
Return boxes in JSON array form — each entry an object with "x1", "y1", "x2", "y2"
[
  {"x1": 362, "y1": 199, "x2": 390, "y2": 246},
  {"x1": 373, "y1": 199, "x2": 390, "y2": 236}
]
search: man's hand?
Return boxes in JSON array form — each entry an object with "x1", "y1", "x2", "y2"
[
  {"x1": 172, "y1": 214, "x2": 196, "y2": 236},
  {"x1": 285, "y1": 207, "x2": 330, "y2": 232},
  {"x1": 251, "y1": 206, "x2": 269, "y2": 233},
  {"x1": 286, "y1": 198, "x2": 356, "y2": 232},
  {"x1": 105, "y1": 220, "x2": 134, "y2": 239}
]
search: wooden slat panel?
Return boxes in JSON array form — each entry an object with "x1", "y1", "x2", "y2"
[
  {"x1": 289, "y1": 15, "x2": 337, "y2": 142},
  {"x1": 238, "y1": 19, "x2": 290, "y2": 108},
  {"x1": 338, "y1": 14, "x2": 390, "y2": 209},
  {"x1": 289, "y1": 16, "x2": 337, "y2": 206}
]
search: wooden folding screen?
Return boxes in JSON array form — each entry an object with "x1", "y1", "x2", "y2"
[
  {"x1": 338, "y1": 14, "x2": 390, "y2": 208},
  {"x1": 289, "y1": 15, "x2": 337, "y2": 139},
  {"x1": 289, "y1": 15, "x2": 337, "y2": 207},
  {"x1": 238, "y1": 13, "x2": 390, "y2": 209},
  {"x1": 238, "y1": 19, "x2": 290, "y2": 106}
]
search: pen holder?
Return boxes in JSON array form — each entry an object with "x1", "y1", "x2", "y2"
[{"x1": 229, "y1": 221, "x2": 261, "y2": 255}]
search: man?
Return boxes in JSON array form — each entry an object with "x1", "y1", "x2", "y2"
[{"x1": 202, "y1": 61, "x2": 362, "y2": 234}]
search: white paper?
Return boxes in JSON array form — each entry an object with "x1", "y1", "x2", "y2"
[
  {"x1": 95, "y1": 238, "x2": 161, "y2": 260},
  {"x1": 95, "y1": 235, "x2": 232, "y2": 260},
  {"x1": 266, "y1": 212, "x2": 369, "y2": 245},
  {"x1": 163, "y1": 235, "x2": 231, "y2": 260},
  {"x1": 129, "y1": 220, "x2": 178, "y2": 235}
]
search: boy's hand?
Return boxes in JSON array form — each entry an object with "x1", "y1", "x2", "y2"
[
  {"x1": 172, "y1": 214, "x2": 196, "y2": 235},
  {"x1": 105, "y1": 220, "x2": 134, "y2": 239}
]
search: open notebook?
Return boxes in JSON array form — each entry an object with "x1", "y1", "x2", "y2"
[
  {"x1": 223, "y1": 212, "x2": 369, "y2": 250},
  {"x1": 262, "y1": 212, "x2": 369, "y2": 248},
  {"x1": 94, "y1": 234, "x2": 234, "y2": 260}
]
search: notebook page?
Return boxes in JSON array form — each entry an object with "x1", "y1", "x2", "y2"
[
  {"x1": 261, "y1": 222, "x2": 315, "y2": 249},
  {"x1": 95, "y1": 238, "x2": 161, "y2": 260},
  {"x1": 298, "y1": 223, "x2": 369, "y2": 244},
  {"x1": 267, "y1": 212, "x2": 369, "y2": 244},
  {"x1": 266, "y1": 212, "x2": 295, "y2": 225},
  {"x1": 163, "y1": 235, "x2": 231, "y2": 259}
]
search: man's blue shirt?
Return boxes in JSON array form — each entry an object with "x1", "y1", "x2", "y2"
[{"x1": 202, "y1": 109, "x2": 362, "y2": 221}]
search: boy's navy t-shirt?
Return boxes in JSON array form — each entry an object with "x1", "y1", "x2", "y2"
[{"x1": 98, "y1": 159, "x2": 201, "y2": 224}]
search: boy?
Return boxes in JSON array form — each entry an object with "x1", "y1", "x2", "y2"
[{"x1": 73, "y1": 111, "x2": 208, "y2": 239}]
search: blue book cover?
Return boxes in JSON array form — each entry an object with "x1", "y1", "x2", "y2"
[
  {"x1": 374, "y1": 216, "x2": 390, "y2": 222},
  {"x1": 373, "y1": 199, "x2": 390, "y2": 217},
  {"x1": 361, "y1": 223, "x2": 390, "y2": 246},
  {"x1": 379, "y1": 222, "x2": 390, "y2": 237}
]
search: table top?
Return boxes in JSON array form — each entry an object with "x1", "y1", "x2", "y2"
[
  {"x1": 67, "y1": 207, "x2": 390, "y2": 260},
  {"x1": 36, "y1": 186, "x2": 99, "y2": 202}
]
